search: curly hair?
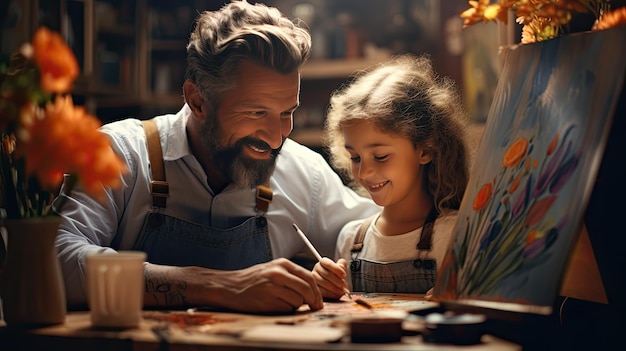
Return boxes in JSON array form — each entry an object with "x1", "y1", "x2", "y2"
[
  {"x1": 324, "y1": 54, "x2": 469, "y2": 212},
  {"x1": 185, "y1": 0, "x2": 311, "y2": 115}
]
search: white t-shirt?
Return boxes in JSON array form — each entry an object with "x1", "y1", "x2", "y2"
[{"x1": 335, "y1": 210, "x2": 459, "y2": 289}]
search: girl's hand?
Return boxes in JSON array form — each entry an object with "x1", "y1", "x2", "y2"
[{"x1": 312, "y1": 257, "x2": 350, "y2": 299}]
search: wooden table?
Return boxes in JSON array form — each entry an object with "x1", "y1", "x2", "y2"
[{"x1": 0, "y1": 294, "x2": 521, "y2": 351}]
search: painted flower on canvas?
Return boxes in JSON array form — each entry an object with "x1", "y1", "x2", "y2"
[
  {"x1": 0, "y1": 27, "x2": 127, "y2": 219},
  {"x1": 436, "y1": 124, "x2": 580, "y2": 301}
]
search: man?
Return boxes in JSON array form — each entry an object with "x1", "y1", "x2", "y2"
[{"x1": 54, "y1": 0, "x2": 378, "y2": 313}]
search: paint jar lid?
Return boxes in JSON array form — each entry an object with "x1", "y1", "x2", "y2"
[{"x1": 424, "y1": 312, "x2": 487, "y2": 345}]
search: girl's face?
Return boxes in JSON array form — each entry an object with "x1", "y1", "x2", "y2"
[{"x1": 342, "y1": 119, "x2": 432, "y2": 209}]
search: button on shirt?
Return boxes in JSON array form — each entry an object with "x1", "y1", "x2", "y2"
[{"x1": 55, "y1": 104, "x2": 380, "y2": 305}]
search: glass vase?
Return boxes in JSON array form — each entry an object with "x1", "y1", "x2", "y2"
[{"x1": 0, "y1": 217, "x2": 66, "y2": 327}]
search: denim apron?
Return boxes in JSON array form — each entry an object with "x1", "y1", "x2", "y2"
[
  {"x1": 350, "y1": 208, "x2": 438, "y2": 293},
  {"x1": 132, "y1": 212, "x2": 272, "y2": 270},
  {"x1": 131, "y1": 119, "x2": 274, "y2": 270}
]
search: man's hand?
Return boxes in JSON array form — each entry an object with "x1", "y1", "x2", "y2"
[{"x1": 143, "y1": 258, "x2": 324, "y2": 313}]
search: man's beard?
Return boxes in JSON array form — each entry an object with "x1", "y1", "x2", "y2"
[{"x1": 202, "y1": 121, "x2": 281, "y2": 189}]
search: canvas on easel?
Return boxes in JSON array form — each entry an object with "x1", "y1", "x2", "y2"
[{"x1": 432, "y1": 26, "x2": 626, "y2": 316}]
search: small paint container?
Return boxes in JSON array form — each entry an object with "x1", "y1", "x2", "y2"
[
  {"x1": 349, "y1": 317, "x2": 404, "y2": 343},
  {"x1": 424, "y1": 312, "x2": 486, "y2": 345}
]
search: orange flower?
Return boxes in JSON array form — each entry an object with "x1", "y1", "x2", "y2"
[
  {"x1": 2, "y1": 27, "x2": 126, "y2": 218},
  {"x1": 525, "y1": 230, "x2": 537, "y2": 245},
  {"x1": 460, "y1": 0, "x2": 513, "y2": 27},
  {"x1": 516, "y1": 1, "x2": 586, "y2": 26},
  {"x1": 17, "y1": 95, "x2": 127, "y2": 200},
  {"x1": 502, "y1": 136, "x2": 528, "y2": 168},
  {"x1": 31, "y1": 27, "x2": 79, "y2": 93},
  {"x1": 593, "y1": 6, "x2": 626, "y2": 30},
  {"x1": 509, "y1": 172, "x2": 522, "y2": 194},
  {"x1": 460, "y1": 0, "x2": 490, "y2": 27},
  {"x1": 473, "y1": 182, "x2": 493, "y2": 211},
  {"x1": 546, "y1": 131, "x2": 559, "y2": 155},
  {"x1": 460, "y1": 1, "x2": 594, "y2": 43},
  {"x1": 525, "y1": 195, "x2": 557, "y2": 227}
]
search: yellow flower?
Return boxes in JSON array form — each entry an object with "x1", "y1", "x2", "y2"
[
  {"x1": 459, "y1": 1, "x2": 603, "y2": 43},
  {"x1": 461, "y1": 0, "x2": 512, "y2": 27}
]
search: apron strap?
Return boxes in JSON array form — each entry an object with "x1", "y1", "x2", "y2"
[
  {"x1": 351, "y1": 207, "x2": 439, "y2": 253},
  {"x1": 351, "y1": 215, "x2": 375, "y2": 253},
  {"x1": 350, "y1": 215, "x2": 375, "y2": 273},
  {"x1": 141, "y1": 119, "x2": 272, "y2": 212},
  {"x1": 255, "y1": 183, "x2": 273, "y2": 212},
  {"x1": 142, "y1": 119, "x2": 168, "y2": 208}
]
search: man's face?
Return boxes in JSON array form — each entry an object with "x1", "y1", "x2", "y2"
[{"x1": 201, "y1": 60, "x2": 300, "y2": 189}]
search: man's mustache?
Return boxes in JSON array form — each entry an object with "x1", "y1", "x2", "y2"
[{"x1": 236, "y1": 136, "x2": 282, "y2": 158}]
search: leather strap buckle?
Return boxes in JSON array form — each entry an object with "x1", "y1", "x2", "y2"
[{"x1": 255, "y1": 185, "x2": 273, "y2": 212}]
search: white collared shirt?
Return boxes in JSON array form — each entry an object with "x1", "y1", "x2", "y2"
[{"x1": 55, "y1": 104, "x2": 379, "y2": 305}]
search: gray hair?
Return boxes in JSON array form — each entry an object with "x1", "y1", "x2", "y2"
[{"x1": 185, "y1": 0, "x2": 312, "y2": 115}]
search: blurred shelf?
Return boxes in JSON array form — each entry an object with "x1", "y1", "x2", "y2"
[
  {"x1": 301, "y1": 57, "x2": 389, "y2": 79},
  {"x1": 74, "y1": 79, "x2": 134, "y2": 96},
  {"x1": 290, "y1": 128, "x2": 323, "y2": 147},
  {"x1": 97, "y1": 24, "x2": 135, "y2": 38},
  {"x1": 94, "y1": 95, "x2": 142, "y2": 108},
  {"x1": 150, "y1": 39, "x2": 187, "y2": 51},
  {"x1": 142, "y1": 93, "x2": 185, "y2": 108}
]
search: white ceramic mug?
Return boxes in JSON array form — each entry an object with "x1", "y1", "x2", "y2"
[{"x1": 86, "y1": 251, "x2": 146, "y2": 328}]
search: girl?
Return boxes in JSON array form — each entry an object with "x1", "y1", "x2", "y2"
[{"x1": 313, "y1": 54, "x2": 470, "y2": 298}]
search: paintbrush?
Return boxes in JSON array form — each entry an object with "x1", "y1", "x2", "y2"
[
  {"x1": 354, "y1": 297, "x2": 373, "y2": 309},
  {"x1": 292, "y1": 223, "x2": 353, "y2": 299}
]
